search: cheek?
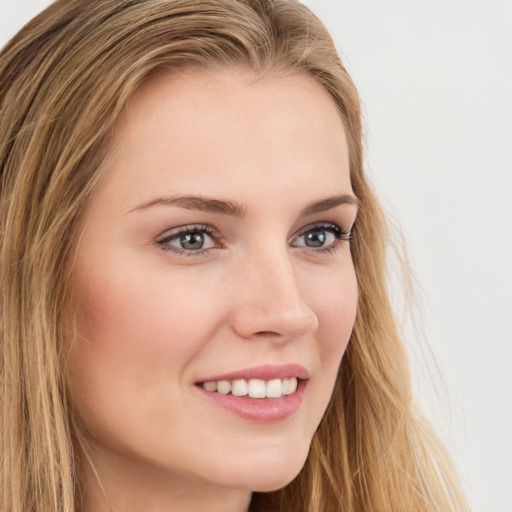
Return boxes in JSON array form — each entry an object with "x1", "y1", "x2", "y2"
[
  {"x1": 74, "y1": 263, "x2": 222, "y2": 354},
  {"x1": 314, "y1": 262, "x2": 358, "y2": 358},
  {"x1": 301, "y1": 260, "x2": 357, "y2": 414},
  {"x1": 67, "y1": 265, "x2": 225, "y2": 423}
]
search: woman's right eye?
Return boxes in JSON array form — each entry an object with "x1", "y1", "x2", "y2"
[{"x1": 157, "y1": 225, "x2": 218, "y2": 255}]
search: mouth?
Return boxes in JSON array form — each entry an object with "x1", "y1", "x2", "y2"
[
  {"x1": 196, "y1": 377, "x2": 299, "y2": 398},
  {"x1": 194, "y1": 364, "x2": 308, "y2": 422}
]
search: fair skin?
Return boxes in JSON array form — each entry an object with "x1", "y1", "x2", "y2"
[{"x1": 68, "y1": 68, "x2": 358, "y2": 512}]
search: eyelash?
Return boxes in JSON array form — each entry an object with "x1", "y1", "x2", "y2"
[
  {"x1": 157, "y1": 224, "x2": 220, "y2": 257},
  {"x1": 293, "y1": 222, "x2": 352, "y2": 255},
  {"x1": 156, "y1": 222, "x2": 353, "y2": 257}
]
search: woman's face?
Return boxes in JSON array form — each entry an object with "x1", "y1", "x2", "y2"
[{"x1": 68, "y1": 69, "x2": 358, "y2": 500}]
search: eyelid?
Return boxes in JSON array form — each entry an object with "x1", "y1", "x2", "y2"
[
  {"x1": 155, "y1": 224, "x2": 223, "y2": 256},
  {"x1": 289, "y1": 221, "x2": 353, "y2": 256},
  {"x1": 291, "y1": 222, "x2": 351, "y2": 242},
  {"x1": 156, "y1": 224, "x2": 219, "y2": 241},
  {"x1": 154, "y1": 220, "x2": 353, "y2": 258}
]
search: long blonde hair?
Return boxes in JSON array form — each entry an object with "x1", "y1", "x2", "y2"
[{"x1": 0, "y1": 1, "x2": 468, "y2": 511}]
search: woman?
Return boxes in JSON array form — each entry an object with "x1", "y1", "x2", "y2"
[{"x1": 0, "y1": 1, "x2": 468, "y2": 511}]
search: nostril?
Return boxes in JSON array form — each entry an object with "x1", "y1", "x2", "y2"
[{"x1": 254, "y1": 331, "x2": 280, "y2": 337}]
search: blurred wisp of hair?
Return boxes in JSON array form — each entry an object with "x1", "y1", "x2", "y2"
[{"x1": 0, "y1": 1, "x2": 468, "y2": 510}]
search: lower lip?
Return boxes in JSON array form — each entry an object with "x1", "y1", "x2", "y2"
[{"x1": 195, "y1": 380, "x2": 306, "y2": 423}]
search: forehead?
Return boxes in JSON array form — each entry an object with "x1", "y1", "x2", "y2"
[{"x1": 92, "y1": 68, "x2": 351, "y2": 213}]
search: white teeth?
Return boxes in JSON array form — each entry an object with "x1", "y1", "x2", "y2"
[
  {"x1": 266, "y1": 379, "x2": 282, "y2": 398},
  {"x1": 217, "y1": 380, "x2": 231, "y2": 395},
  {"x1": 248, "y1": 379, "x2": 266, "y2": 398},
  {"x1": 282, "y1": 377, "x2": 297, "y2": 396},
  {"x1": 231, "y1": 379, "x2": 248, "y2": 396},
  {"x1": 203, "y1": 381, "x2": 217, "y2": 392},
  {"x1": 201, "y1": 377, "x2": 298, "y2": 398}
]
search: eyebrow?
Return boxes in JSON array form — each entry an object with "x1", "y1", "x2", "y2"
[
  {"x1": 131, "y1": 193, "x2": 358, "y2": 217},
  {"x1": 131, "y1": 195, "x2": 247, "y2": 216},
  {"x1": 298, "y1": 194, "x2": 358, "y2": 217}
]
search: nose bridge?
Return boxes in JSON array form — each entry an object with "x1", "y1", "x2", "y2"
[{"x1": 229, "y1": 243, "x2": 318, "y2": 339}]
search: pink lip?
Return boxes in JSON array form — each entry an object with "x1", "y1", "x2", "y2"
[
  {"x1": 195, "y1": 380, "x2": 307, "y2": 423},
  {"x1": 194, "y1": 364, "x2": 309, "y2": 423},
  {"x1": 197, "y1": 363, "x2": 310, "y2": 383}
]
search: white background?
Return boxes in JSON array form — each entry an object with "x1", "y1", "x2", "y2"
[{"x1": 1, "y1": 1, "x2": 511, "y2": 511}]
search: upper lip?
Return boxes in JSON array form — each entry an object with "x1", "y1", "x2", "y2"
[{"x1": 197, "y1": 364, "x2": 310, "y2": 383}]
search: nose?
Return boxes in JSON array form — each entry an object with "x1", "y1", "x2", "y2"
[{"x1": 229, "y1": 250, "x2": 318, "y2": 341}]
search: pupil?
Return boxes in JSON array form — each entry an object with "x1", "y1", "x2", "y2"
[
  {"x1": 306, "y1": 231, "x2": 326, "y2": 247},
  {"x1": 180, "y1": 232, "x2": 204, "y2": 250}
]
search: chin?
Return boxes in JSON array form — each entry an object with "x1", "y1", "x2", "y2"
[
  {"x1": 218, "y1": 439, "x2": 311, "y2": 493},
  {"x1": 250, "y1": 459, "x2": 306, "y2": 492},
  {"x1": 249, "y1": 467, "x2": 304, "y2": 493}
]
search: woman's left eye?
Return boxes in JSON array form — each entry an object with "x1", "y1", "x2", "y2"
[
  {"x1": 291, "y1": 223, "x2": 351, "y2": 251},
  {"x1": 157, "y1": 225, "x2": 218, "y2": 254}
]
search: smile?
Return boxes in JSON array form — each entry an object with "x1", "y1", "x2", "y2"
[
  {"x1": 195, "y1": 364, "x2": 308, "y2": 422},
  {"x1": 199, "y1": 377, "x2": 298, "y2": 398}
]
